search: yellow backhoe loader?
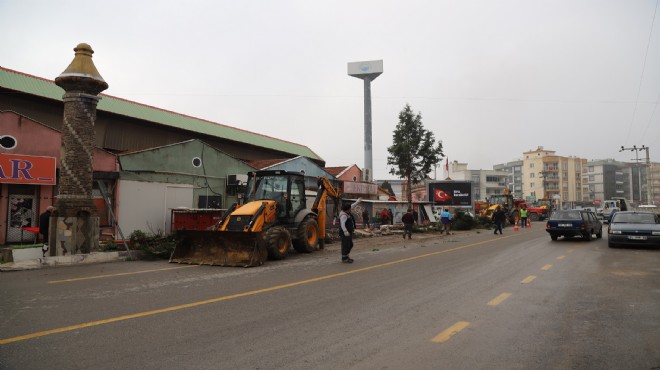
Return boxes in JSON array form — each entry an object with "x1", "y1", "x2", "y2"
[{"x1": 170, "y1": 170, "x2": 340, "y2": 267}]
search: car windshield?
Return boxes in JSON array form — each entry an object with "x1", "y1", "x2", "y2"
[
  {"x1": 549, "y1": 211, "x2": 582, "y2": 220},
  {"x1": 611, "y1": 213, "x2": 656, "y2": 224}
]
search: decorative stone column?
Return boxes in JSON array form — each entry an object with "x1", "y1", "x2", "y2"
[{"x1": 52, "y1": 43, "x2": 108, "y2": 256}]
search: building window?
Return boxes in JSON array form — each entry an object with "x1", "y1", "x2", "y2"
[
  {"x1": 530, "y1": 173, "x2": 535, "y2": 178},
  {"x1": 529, "y1": 163, "x2": 535, "y2": 168},
  {"x1": 530, "y1": 182, "x2": 535, "y2": 188},
  {"x1": 486, "y1": 176, "x2": 499, "y2": 182}
]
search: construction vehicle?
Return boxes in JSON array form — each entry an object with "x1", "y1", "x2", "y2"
[
  {"x1": 480, "y1": 190, "x2": 549, "y2": 224},
  {"x1": 481, "y1": 192, "x2": 518, "y2": 224},
  {"x1": 170, "y1": 170, "x2": 340, "y2": 267},
  {"x1": 515, "y1": 201, "x2": 549, "y2": 221}
]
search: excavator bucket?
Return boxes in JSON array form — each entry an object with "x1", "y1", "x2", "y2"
[{"x1": 170, "y1": 230, "x2": 267, "y2": 267}]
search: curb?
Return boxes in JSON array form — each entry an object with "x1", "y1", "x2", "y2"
[{"x1": 0, "y1": 251, "x2": 130, "y2": 272}]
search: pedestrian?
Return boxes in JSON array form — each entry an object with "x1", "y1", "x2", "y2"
[
  {"x1": 493, "y1": 205, "x2": 505, "y2": 235},
  {"x1": 39, "y1": 206, "x2": 55, "y2": 244},
  {"x1": 440, "y1": 208, "x2": 452, "y2": 234},
  {"x1": 402, "y1": 208, "x2": 415, "y2": 239},
  {"x1": 339, "y1": 203, "x2": 355, "y2": 263},
  {"x1": 380, "y1": 208, "x2": 390, "y2": 226},
  {"x1": 362, "y1": 208, "x2": 370, "y2": 229},
  {"x1": 387, "y1": 208, "x2": 394, "y2": 225},
  {"x1": 519, "y1": 205, "x2": 528, "y2": 228}
]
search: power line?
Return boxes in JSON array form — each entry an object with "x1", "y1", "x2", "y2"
[{"x1": 624, "y1": 0, "x2": 659, "y2": 145}]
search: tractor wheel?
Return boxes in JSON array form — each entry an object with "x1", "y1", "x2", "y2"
[
  {"x1": 529, "y1": 212, "x2": 539, "y2": 222},
  {"x1": 265, "y1": 227, "x2": 291, "y2": 260},
  {"x1": 293, "y1": 217, "x2": 319, "y2": 253}
]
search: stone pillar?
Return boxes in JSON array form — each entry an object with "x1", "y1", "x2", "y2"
[{"x1": 52, "y1": 43, "x2": 108, "y2": 256}]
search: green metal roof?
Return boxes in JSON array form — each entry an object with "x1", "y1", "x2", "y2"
[{"x1": 0, "y1": 67, "x2": 322, "y2": 161}]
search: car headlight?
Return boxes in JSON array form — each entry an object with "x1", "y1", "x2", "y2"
[
  {"x1": 653, "y1": 231, "x2": 660, "y2": 236},
  {"x1": 609, "y1": 230, "x2": 622, "y2": 234}
]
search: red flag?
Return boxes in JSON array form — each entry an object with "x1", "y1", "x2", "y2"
[{"x1": 445, "y1": 157, "x2": 449, "y2": 172}]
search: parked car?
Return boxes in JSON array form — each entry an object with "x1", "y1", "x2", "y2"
[
  {"x1": 546, "y1": 209, "x2": 603, "y2": 241},
  {"x1": 607, "y1": 211, "x2": 660, "y2": 248}
]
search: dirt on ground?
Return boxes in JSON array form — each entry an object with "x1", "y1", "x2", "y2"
[{"x1": 320, "y1": 226, "x2": 483, "y2": 256}]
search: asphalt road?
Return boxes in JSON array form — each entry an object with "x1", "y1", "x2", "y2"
[{"x1": 1, "y1": 226, "x2": 659, "y2": 369}]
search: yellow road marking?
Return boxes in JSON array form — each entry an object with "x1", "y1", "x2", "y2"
[
  {"x1": 431, "y1": 321, "x2": 470, "y2": 343},
  {"x1": 1, "y1": 236, "x2": 515, "y2": 345},
  {"x1": 48, "y1": 265, "x2": 200, "y2": 284},
  {"x1": 541, "y1": 264, "x2": 552, "y2": 271},
  {"x1": 521, "y1": 275, "x2": 537, "y2": 284},
  {"x1": 487, "y1": 292, "x2": 511, "y2": 306},
  {"x1": 557, "y1": 255, "x2": 566, "y2": 260}
]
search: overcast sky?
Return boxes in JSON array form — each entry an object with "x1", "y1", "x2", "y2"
[{"x1": 1, "y1": 0, "x2": 659, "y2": 179}]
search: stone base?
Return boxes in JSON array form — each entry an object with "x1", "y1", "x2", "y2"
[{"x1": 52, "y1": 216, "x2": 99, "y2": 256}]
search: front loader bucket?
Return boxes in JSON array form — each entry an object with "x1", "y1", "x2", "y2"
[{"x1": 170, "y1": 230, "x2": 267, "y2": 267}]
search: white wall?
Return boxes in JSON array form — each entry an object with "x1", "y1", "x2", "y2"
[{"x1": 117, "y1": 180, "x2": 193, "y2": 236}]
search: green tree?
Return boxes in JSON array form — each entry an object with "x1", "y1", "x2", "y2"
[{"x1": 387, "y1": 104, "x2": 444, "y2": 208}]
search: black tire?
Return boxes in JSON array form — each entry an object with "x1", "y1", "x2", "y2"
[
  {"x1": 608, "y1": 241, "x2": 617, "y2": 248},
  {"x1": 596, "y1": 228, "x2": 603, "y2": 239},
  {"x1": 265, "y1": 227, "x2": 291, "y2": 260},
  {"x1": 584, "y1": 231, "x2": 592, "y2": 241},
  {"x1": 293, "y1": 217, "x2": 319, "y2": 253},
  {"x1": 529, "y1": 212, "x2": 539, "y2": 222},
  {"x1": 550, "y1": 234, "x2": 558, "y2": 241}
]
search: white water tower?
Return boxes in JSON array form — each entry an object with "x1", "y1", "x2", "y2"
[{"x1": 348, "y1": 60, "x2": 383, "y2": 183}]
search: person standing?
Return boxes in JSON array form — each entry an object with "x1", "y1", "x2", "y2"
[
  {"x1": 380, "y1": 208, "x2": 390, "y2": 226},
  {"x1": 387, "y1": 208, "x2": 394, "y2": 225},
  {"x1": 401, "y1": 208, "x2": 415, "y2": 239},
  {"x1": 519, "y1": 205, "x2": 528, "y2": 228},
  {"x1": 493, "y1": 205, "x2": 505, "y2": 235},
  {"x1": 440, "y1": 208, "x2": 452, "y2": 234},
  {"x1": 339, "y1": 203, "x2": 355, "y2": 263},
  {"x1": 362, "y1": 209, "x2": 370, "y2": 229},
  {"x1": 39, "y1": 206, "x2": 55, "y2": 244}
]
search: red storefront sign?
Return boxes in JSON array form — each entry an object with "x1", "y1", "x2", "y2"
[{"x1": 0, "y1": 153, "x2": 57, "y2": 185}]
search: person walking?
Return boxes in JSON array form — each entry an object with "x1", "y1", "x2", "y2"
[
  {"x1": 401, "y1": 208, "x2": 415, "y2": 239},
  {"x1": 519, "y1": 205, "x2": 528, "y2": 228},
  {"x1": 440, "y1": 208, "x2": 452, "y2": 234},
  {"x1": 339, "y1": 203, "x2": 355, "y2": 263},
  {"x1": 39, "y1": 206, "x2": 54, "y2": 244},
  {"x1": 387, "y1": 208, "x2": 394, "y2": 225},
  {"x1": 493, "y1": 205, "x2": 505, "y2": 235},
  {"x1": 362, "y1": 209, "x2": 370, "y2": 229}
]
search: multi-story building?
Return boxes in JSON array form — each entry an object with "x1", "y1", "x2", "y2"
[
  {"x1": 583, "y1": 159, "x2": 626, "y2": 202},
  {"x1": 493, "y1": 160, "x2": 523, "y2": 200},
  {"x1": 448, "y1": 161, "x2": 508, "y2": 202},
  {"x1": 521, "y1": 147, "x2": 587, "y2": 205}
]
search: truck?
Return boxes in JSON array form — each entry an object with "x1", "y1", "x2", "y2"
[
  {"x1": 598, "y1": 197, "x2": 633, "y2": 223},
  {"x1": 480, "y1": 192, "x2": 549, "y2": 224},
  {"x1": 170, "y1": 170, "x2": 340, "y2": 267}
]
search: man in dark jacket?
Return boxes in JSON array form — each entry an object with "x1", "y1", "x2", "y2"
[
  {"x1": 39, "y1": 206, "x2": 55, "y2": 243},
  {"x1": 401, "y1": 208, "x2": 415, "y2": 239},
  {"x1": 492, "y1": 205, "x2": 505, "y2": 235}
]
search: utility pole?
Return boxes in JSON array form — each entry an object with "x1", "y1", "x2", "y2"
[{"x1": 620, "y1": 145, "x2": 650, "y2": 204}]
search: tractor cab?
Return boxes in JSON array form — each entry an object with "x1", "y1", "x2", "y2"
[{"x1": 245, "y1": 171, "x2": 307, "y2": 222}]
